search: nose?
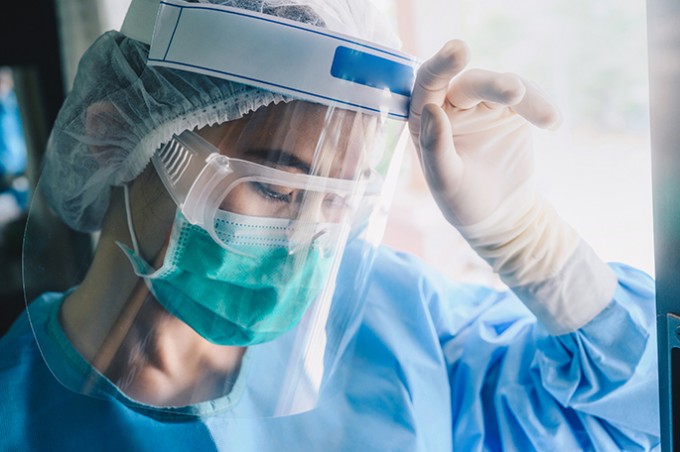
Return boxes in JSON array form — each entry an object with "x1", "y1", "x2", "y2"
[{"x1": 286, "y1": 192, "x2": 334, "y2": 254}]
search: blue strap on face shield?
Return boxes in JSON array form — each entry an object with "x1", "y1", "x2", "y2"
[
  {"x1": 330, "y1": 46, "x2": 414, "y2": 98},
  {"x1": 144, "y1": 0, "x2": 418, "y2": 120}
]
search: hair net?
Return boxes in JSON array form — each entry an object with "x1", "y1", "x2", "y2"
[{"x1": 42, "y1": 0, "x2": 399, "y2": 232}]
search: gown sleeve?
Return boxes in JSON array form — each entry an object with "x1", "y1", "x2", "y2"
[{"x1": 422, "y1": 248, "x2": 659, "y2": 450}]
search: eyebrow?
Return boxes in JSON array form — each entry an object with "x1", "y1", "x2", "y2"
[{"x1": 244, "y1": 148, "x2": 312, "y2": 174}]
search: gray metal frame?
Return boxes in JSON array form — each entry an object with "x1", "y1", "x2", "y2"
[{"x1": 647, "y1": 0, "x2": 680, "y2": 448}]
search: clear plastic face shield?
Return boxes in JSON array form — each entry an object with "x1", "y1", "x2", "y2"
[
  {"x1": 154, "y1": 109, "x2": 380, "y2": 250},
  {"x1": 23, "y1": 0, "x2": 417, "y2": 420}
]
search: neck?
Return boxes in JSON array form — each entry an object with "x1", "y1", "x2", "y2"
[{"x1": 60, "y1": 239, "x2": 245, "y2": 406}]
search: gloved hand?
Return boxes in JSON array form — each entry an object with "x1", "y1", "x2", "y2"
[{"x1": 409, "y1": 40, "x2": 616, "y2": 334}]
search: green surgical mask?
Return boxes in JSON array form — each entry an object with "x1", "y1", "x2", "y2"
[{"x1": 119, "y1": 210, "x2": 336, "y2": 346}]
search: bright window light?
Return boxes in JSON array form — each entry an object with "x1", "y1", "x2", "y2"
[{"x1": 381, "y1": 0, "x2": 654, "y2": 284}]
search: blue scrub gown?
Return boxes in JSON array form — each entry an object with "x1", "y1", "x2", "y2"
[{"x1": 0, "y1": 246, "x2": 660, "y2": 451}]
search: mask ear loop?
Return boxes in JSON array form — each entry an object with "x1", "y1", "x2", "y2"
[{"x1": 123, "y1": 183, "x2": 141, "y2": 255}]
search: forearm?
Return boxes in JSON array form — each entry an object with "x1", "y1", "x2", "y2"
[
  {"x1": 511, "y1": 239, "x2": 617, "y2": 335},
  {"x1": 456, "y1": 191, "x2": 617, "y2": 335},
  {"x1": 533, "y1": 262, "x2": 658, "y2": 437},
  {"x1": 439, "y1": 263, "x2": 658, "y2": 449}
]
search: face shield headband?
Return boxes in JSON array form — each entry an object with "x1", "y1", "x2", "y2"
[{"x1": 143, "y1": 0, "x2": 418, "y2": 120}]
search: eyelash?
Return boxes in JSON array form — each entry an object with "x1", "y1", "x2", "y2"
[{"x1": 251, "y1": 182, "x2": 292, "y2": 203}]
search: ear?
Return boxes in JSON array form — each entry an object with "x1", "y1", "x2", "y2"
[{"x1": 85, "y1": 101, "x2": 129, "y2": 165}]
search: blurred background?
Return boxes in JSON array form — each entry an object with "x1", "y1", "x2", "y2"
[
  {"x1": 383, "y1": 0, "x2": 653, "y2": 287},
  {"x1": 0, "y1": 0, "x2": 653, "y2": 333}
]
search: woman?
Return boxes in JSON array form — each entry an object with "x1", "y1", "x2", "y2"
[{"x1": 0, "y1": 0, "x2": 659, "y2": 450}]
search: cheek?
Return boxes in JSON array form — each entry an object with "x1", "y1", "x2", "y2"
[
  {"x1": 152, "y1": 233, "x2": 173, "y2": 270},
  {"x1": 130, "y1": 169, "x2": 177, "y2": 264},
  {"x1": 219, "y1": 184, "x2": 253, "y2": 215}
]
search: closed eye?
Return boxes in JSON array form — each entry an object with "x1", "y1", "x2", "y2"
[{"x1": 250, "y1": 182, "x2": 294, "y2": 203}]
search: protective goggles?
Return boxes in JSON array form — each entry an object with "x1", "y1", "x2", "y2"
[{"x1": 152, "y1": 129, "x2": 380, "y2": 250}]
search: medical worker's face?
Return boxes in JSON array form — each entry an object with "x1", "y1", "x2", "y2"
[{"x1": 196, "y1": 100, "x2": 376, "y2": 220}]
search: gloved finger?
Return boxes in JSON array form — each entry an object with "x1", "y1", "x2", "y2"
[
  {"x1": 446, "y1": 69, "x2": 526, "y2": 110},
  {"x1": 418, "y1": 103, "x2": 464, "y2": 218},
  {"x1": 510, "y1": 77, "x2": 562, "y2": 130},
  {"x1": 409, "y1": 40, "x2": 470, "y2": 141}
]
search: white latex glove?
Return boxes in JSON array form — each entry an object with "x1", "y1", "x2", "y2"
[{"x1": 410, "y1": 41, "x2": 616, "y2": 334}]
